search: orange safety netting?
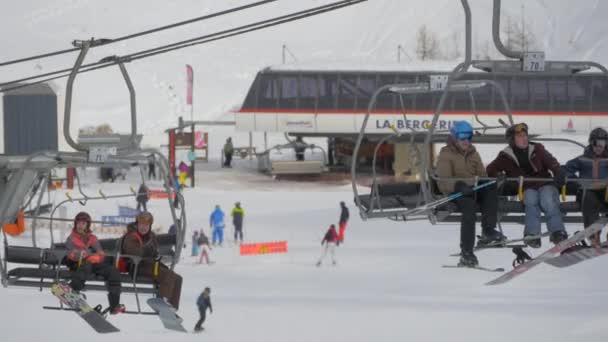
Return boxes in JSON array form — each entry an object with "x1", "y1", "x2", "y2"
[{"x1": 240, "y1": 241, "x2": 288, "y2": 256}]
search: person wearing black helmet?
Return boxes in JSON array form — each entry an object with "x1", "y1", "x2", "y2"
[
  {"x1": 436, "y1": 121, "x2": 505, "y2": 268},
  {"x1": 564, "y1": 127, "x2": 608, "y2": 246},
  {"x1": 487, "y1": 123, "x2": 568, "y2": 247}
]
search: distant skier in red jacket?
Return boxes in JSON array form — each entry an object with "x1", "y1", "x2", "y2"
[{"x1": 316, "y1": 224, "x2": 339, "y2": 267}]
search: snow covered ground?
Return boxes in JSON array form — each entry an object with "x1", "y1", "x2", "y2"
[{"x1": 1, "y1": 152, "x2": 608, "y2": 342}]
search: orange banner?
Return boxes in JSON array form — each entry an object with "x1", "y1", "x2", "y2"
[{"x1": 240, "y1": 241, "x2": 288, "y2": 256}]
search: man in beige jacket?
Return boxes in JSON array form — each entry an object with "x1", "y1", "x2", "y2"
[{"x1": 436, "y1": 121, "x2": 505, "y2": 267}]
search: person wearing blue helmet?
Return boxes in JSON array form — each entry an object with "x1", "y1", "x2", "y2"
[{"x1": 436, "y1": 121, "x2": 506, "y2": 267}]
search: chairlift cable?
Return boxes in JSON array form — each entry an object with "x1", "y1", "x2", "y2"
[
  {"x1": 0, "y1": 0, "x2": 279, "y2": 68},
  {"x1": 0, "y1": 0, "x2": 367, "y2": 93}
]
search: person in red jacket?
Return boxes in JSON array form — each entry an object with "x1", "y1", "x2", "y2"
[
  {"x1": 316, "y1": 224, "x2": 339, "y2": 267},
  {"x1": 65, "y1": 212, "x2": 125, "y2": 314}
]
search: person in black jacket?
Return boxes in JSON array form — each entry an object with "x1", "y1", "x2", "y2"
[
  {"x1": 136, "y1": 183, "x2": 150, "y2": 212},
  {"x1": 564, "y1": 127, "x2": 608, "y2": 246},
  {"x1": 338, "y1": 201, "x2": 349, "y2": 243},
  {"x1": 194, "y1": 287, "x2": 213, "y2": 332}
]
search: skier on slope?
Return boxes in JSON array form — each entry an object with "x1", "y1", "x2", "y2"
[
  {"x1": 316, "y1": 224, "x2": 339, "y2": 267},
  {"x1": 210, "y1": 205, "x2": 226, "y2": 246},
  {"x1": 338, "y1": 201, "x2": 349, "y2": 243},
  {"x1": 194, "y1": 287, "x2": 213, "y2": 332},
  {"x1": 65, "y1": 212, "x2": 125, "y2": 314},
  {"x1": 564, "y1": 127, "x2": 608, "y2": 247},
  {"x1": 436, "y1": 121, "x2": 506, "y2": 268},
  {"x1": 198, "y1": 230, "x2": 212, "y2": 265},
  {"x1": 192, "y1": 230, "x2": 200, "y2": 256}
]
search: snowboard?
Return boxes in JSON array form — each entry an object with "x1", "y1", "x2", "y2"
[
  {"x1": 545, "y1": 243, "x2": 608, "y2": 268},
  {"x1": 50, "y1": 282, "x2": 120, "y2": 334},
  {"x1": 486, "y1": 217, "x2": 608, "y2": 286},
  {"x1": 147, "y1": 297, "x2": 188, "y2": 332}
]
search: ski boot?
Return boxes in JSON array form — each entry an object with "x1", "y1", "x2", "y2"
[
  {"x1": 458, "y1": 251, "x2": 479, "y2": 268},
  {"x1": 477, "y1": 228, "x2": 507, "y2": 246},
  {"x1": 523, "y1": 234, "x2": 542, "y2": 248},
  {"x1": 109, "y1": 304, "x2": 126, "y2": 315},
  {"x1": 550, "y1": 230, "x2": 568, "y2": 245}
]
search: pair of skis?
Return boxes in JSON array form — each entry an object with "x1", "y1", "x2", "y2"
[{"x1": 50, "y1": 283, "x2": 187, "y2": 333}]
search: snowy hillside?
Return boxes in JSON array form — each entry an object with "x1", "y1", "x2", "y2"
[
  {"x1": 1, "y1": 0, "x2": 608, "y2": 151},
  {"x1": 1, "y1": 162, "x2": 608, "y2": 342}
]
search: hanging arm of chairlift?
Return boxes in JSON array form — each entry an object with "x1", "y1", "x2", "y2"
[{"x1": 63, "y1": 40, "x2": 139, "y2": 154}]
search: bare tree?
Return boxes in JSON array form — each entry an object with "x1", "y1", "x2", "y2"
[
  {"x1": 502, "y1": 10, "x2": 537, "y2": 52},
  {"x1": 416, "y1": 25, "x2": 440, "y2": 60}
]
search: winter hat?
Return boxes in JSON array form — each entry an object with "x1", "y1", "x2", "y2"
[
  {"x1": 136, "y1": 212, "x2": 154, "y2": 226},
  {"x1": 450, "y1": 121, "x2": 473, "y2": 141},
  {"x1": 505, "y1": 123, "x2": 528, "y2": 146},
  {"x1": 74, "y1": 212, "x2": 92, "y2": 232}
]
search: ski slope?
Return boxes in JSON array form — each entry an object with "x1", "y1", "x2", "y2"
[{"x1": 1, "y1": 157, "x2": 607, "y2": 342}]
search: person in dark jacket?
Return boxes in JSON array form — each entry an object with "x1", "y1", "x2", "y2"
[
  {"x1": 136, "y1": 183, "x2": 150, "y2": 212},
  {"x1": 231, "y1": 202, "x2": 245, "y2": 243},
  {"x1": 294, "y1": 136, "x2": 306, "y2": 161},
  {"x1": 487, "y1": 123, "x2": 568, "y2": 247},
  {"x1": 316, "y1": 224, "x2": 339, "y2": 267},
  {"x1": 65, "y1": 212, "x2": 125, "y2": 314},
  {"x1": 148, "y1": 154, "x2": 156, "y2": 180},
  {"x1": 436, "y1": 121, "x2": 505, "y2": 267},
  {"x1": 121, "y1": 212, "x2": 183, "y2": 310},
  {"x1": 223, "y1": 137, "x2": 234, "y2": 167},
  {"x1": 194, "y1": 287, "x2": 213, "y2": 332},
  {"x1": 564, "y1": 127, "x2": 608, "y2": 246},
  {"x1": 338, "y1": 201, "x2": 349, "y2": 243}
]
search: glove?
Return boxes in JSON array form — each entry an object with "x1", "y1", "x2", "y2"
[
  {"x1": 554, "y1": 171, "x2": 566, "y2": 189},
  {"x1": 454, "y1": 181, "x2": 474, "y2": 196}
]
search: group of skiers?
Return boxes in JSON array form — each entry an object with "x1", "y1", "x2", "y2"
[
  {"x1": 438, "y1": 121, "x2": 608, "y2": 267},
  {"x1": 316, "y1": 201, "x2": 349, "y2": 266}
]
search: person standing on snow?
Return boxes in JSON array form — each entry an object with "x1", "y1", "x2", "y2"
[
  {"x1": 436, "y1": 121, "x2": 505, "y2": 268},
  {"x1": 198, "y1": 230, "x2": 212, "y2": 264},
  {"x1": 338, "y1": 201, "x2": 349, "y2": 243},
  {"x1": 192, "y1": 231, "x2": 200, "y2": 256},
  {"x1": 316, "y1": 224, "x2": 339, "y2": 267},
  {"x1": 231, "y1": 202, "x2": 245, "y2": 244},
  {"x1": 564, "y1": 127, "x2": 608, "y2": 247},
  {"x1": 209, "y1": 205, "x2": 226, "y2": 246},
  {"x1": 194, "y1": 287, "x2": 213, "y2": 332},
  {"x1": 223, "y1": 137, "x2": 234, "y2": 168},
  {"x1": 65, "y1": 212, "x2": 125, "y2": 315},
  {"x1": 136, "y1": 183, "x2": 150, "y2": 212}
]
